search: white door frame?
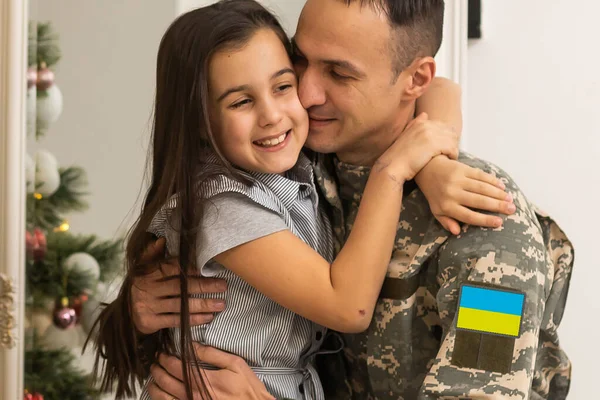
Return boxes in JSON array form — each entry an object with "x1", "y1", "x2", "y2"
[
  {"x1": 436, "y1": 0, "x2": 469, "y2": 148},
  {"x1": 437, "y1": 0, "x2": 469, "y2": 87},
  {"x1": 0, "y1": 0, "x2": 28, "y2": 398}
]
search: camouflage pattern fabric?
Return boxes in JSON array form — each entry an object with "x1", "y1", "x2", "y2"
[{"x1": 312, "y1": 152, "x2": 573, "y2": 400}]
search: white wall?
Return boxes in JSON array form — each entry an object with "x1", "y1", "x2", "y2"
[
  {"x1": 31, "y1": 0, "x2": 177, "y2": 241},
  {"x1": 177, "y1": 0, "x2": 304, "y2": 35},
  {"x1": 467, "y1": 1, "x2": 600, "y2": 398}
]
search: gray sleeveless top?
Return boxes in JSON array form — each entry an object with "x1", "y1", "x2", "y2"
[{"x1": 139, "y1": 151, "x2": 334, "y2": 400}]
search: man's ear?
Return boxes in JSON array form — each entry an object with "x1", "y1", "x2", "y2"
[{"x1": 402, "y1": 57, "x2": 436, "y2": 100}]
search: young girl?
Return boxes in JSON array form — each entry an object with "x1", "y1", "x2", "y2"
[{"x1": 90, "y1": 1, "x2": 511, "y2": 399}]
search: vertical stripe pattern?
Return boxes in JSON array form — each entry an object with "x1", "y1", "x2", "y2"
[{"x1": 140, "y1": 152, "x2": 334, "y2": 400}]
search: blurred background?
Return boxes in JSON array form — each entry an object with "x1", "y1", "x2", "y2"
[{"x1": 21, "y1": 0, "x2": 599, "y2": 398}]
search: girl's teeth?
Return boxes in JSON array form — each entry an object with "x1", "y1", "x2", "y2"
[{"x1": 257, "y1": 132, "x2": 288, "y2": 147}]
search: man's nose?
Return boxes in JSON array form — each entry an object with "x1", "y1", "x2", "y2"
[{"x1": 298, "y1": 67, "x2": 327, "y2": 110}]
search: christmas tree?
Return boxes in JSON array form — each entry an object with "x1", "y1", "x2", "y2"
[{"x1": 24, "y1": 21, "x2": 123, "y2": 400}]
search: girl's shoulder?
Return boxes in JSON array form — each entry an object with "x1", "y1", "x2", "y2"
[{"x1": 148, "y1": 170, "x2": 280, "y2": 236}]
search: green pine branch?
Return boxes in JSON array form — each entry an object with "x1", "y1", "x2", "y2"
[
  {"x1": 27, "y1": 232, "x2": 123, "y2": 305},
  {"x1": 27, "y1": 167, "x2": 89, "y2": 230},
  {"x1": 36, "y1": 22, "x2": 61, "y2": 68},
  {"x1": 25, "y1": 344, "x2": 100, "y2": 400},
  {"x1": 46, "y1": 231, "x2": 123, "y2": 282},
  {"x1": 53, "y1": 167, "x2": 89, "y2": 212}
]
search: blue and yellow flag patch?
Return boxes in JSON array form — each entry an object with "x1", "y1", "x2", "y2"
[{"x1": 456, "y1": 284, "x2": 525, "y2": 337}]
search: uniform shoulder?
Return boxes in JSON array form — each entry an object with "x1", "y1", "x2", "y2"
[{"x1": 458, "y1": 152, "x2": 536, "y2": 219}]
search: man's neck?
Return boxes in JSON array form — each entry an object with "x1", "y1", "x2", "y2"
[{"x1": 336, "y1": 103, "x2": 416, "y2": 167}]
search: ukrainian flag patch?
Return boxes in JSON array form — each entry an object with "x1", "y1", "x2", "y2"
[{"x1": 456, "y1": 284, "x2": 525, "y2": 337}]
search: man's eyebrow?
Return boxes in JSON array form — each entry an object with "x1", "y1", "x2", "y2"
[
  {"x1": 291, "y1": 38, "x2": 365, "y2": 78},
  {"x1": 323, "y1": 59, "x2": 366, "y2": 79}
]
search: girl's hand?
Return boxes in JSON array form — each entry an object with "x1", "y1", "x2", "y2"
[
  {"x1": 416, "y1": 157, "x2": 516, "y2": 235},
  {"x1": 377, "y1": 113, "x2": 460, "y2": 183}
]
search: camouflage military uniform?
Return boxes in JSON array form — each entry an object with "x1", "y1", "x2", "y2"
[{"x1": 312, "y1": 152, "x2": 573, "y2": 399}]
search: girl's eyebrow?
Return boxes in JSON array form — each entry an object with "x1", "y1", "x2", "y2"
[{"x1": 217, "y1": 68, "x2": 295, "y2": 102}]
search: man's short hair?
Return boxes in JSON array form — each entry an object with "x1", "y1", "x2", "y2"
[{"x1": 342, "y1": 0, "x2": 445, "y2": 77}]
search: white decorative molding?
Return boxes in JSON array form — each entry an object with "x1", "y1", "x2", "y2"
[
  {"x1": 437, "y1": 0, "x2": 468, "y2": 84},
  {"x1": 0, "y1": 274, "x2": 16, "y2": 349},
  {"x1": 0, "y1": 0, "x2": 27, "y2": 398},
  {"x1": 436, "y1": 0, "x2": 469, "y2": 149}
]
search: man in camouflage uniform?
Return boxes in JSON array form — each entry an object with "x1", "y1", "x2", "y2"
[
  {"x1": 311, "y1": 152, "x2": 572, "y2": 399},
  {"x1": 130, "y1": 0, "x2": 574, "y2": 398},
  {"x1": 293, "y1": 0, "x2": 573, "y2": 398}
]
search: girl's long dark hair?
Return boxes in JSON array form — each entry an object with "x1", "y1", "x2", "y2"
[{"x1": 84, "y1": 1, "x2": 292, "y2": 398}]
